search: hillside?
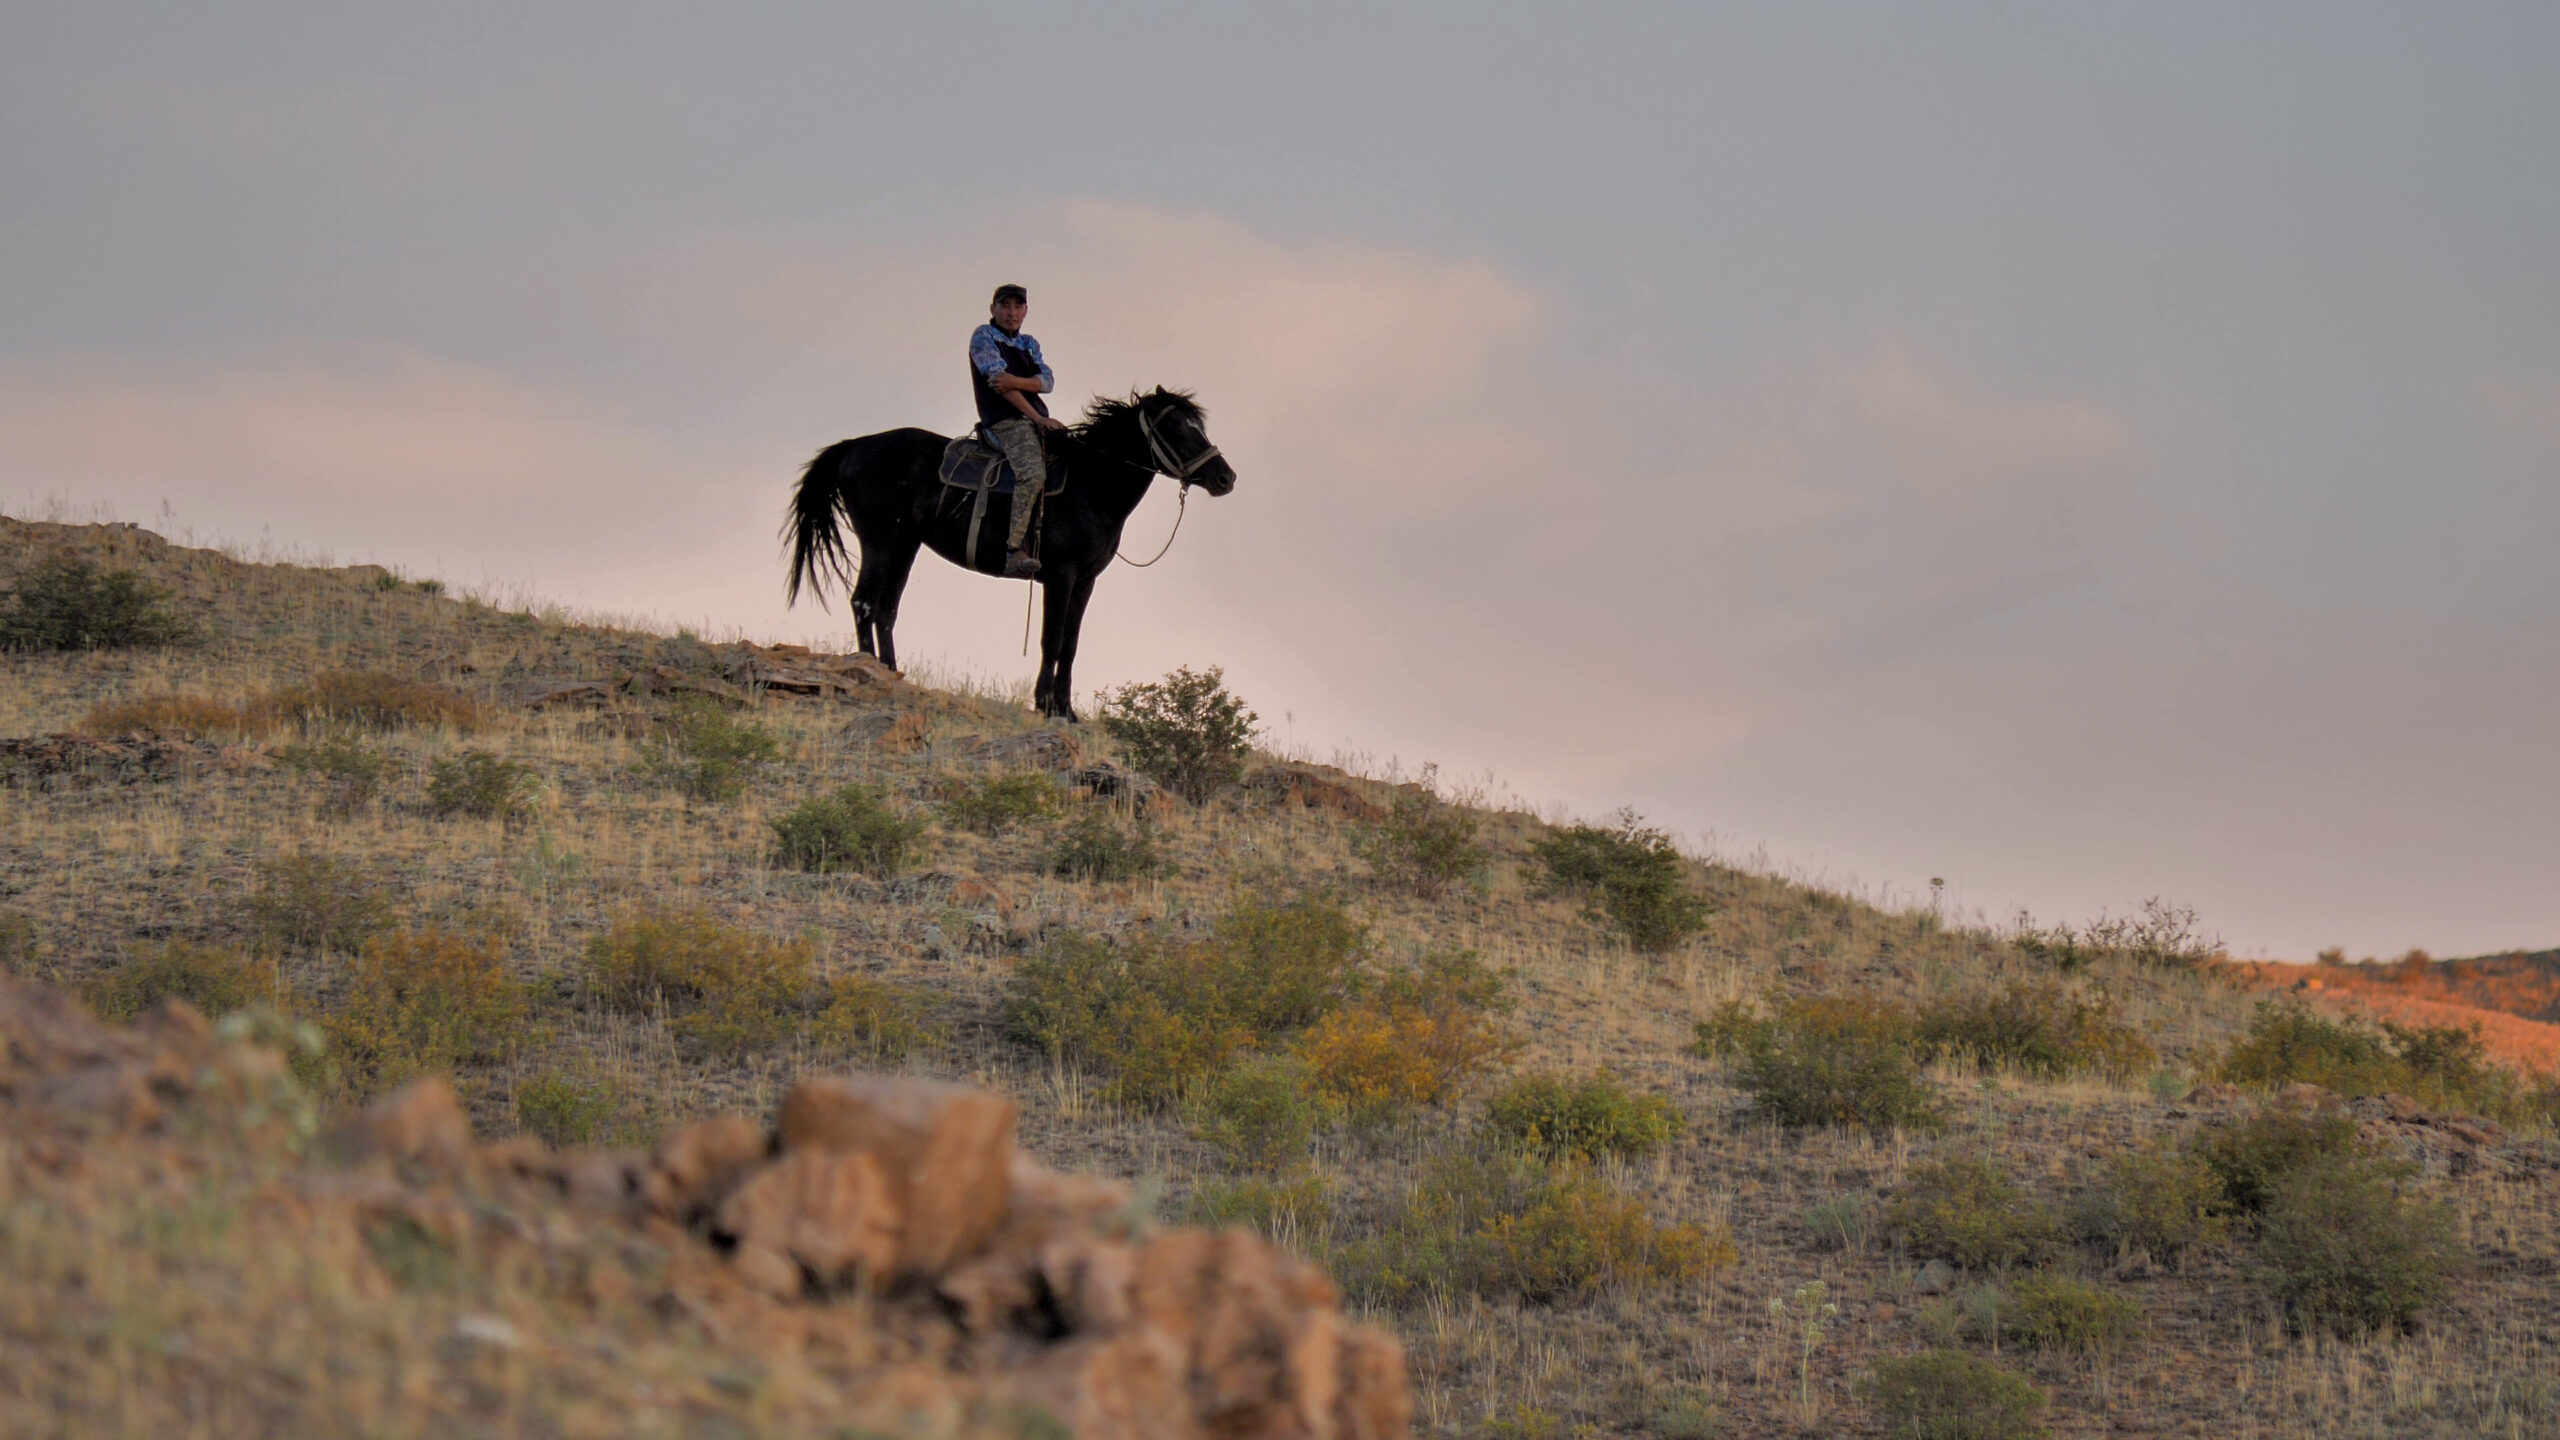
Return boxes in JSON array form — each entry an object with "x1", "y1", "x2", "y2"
[{"x1": 4, "y1": 515, "x2": 2557, "y2": 1440}]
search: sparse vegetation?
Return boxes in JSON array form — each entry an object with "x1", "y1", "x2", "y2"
[
  {"x1": 2253, "y1": 1153, "x2": 2462, "y2": 1333},
  {"x1": 87, "y1": 940, "x2": 277, "y2": 1020},
  {"x1": 1191, "y1": 1056, "x2": 1329, "y2": 1172},
  {"x1": 936, "y1": 769, "x2": 1065, "y2": 834},
  {"x1": 513, "y1": 1071, "x2": 620, "y2": 1146},
  {"x1": 2013, "y1": 896, "x2": 2219, "y2": 973},
  {"x1": 2191, "y1": 1099, "x2": 2376, "y2": 1215},
  {"x1": 1915, "y1": 980, "x2": 2156, "y2": 1080},
  {"x1": 585, "y1": 909, "x2": 935, "y2": 1060},
  {"x1": 1862, "y1": 1349, "x2": 2046, "y2": 1440},
  {"x1": 1693, "y1": 994, "x2": 1942, "y2": 1131},
  {"x1": 81, "y1": 692, "x2": 257, "y2": 740},
  {"x1": 1098, "y1": 664, "x2": 1258, "y2": 803},
  {"x1": 641, "y1": 696, "x2": 781, "y2": 802},
  {"x1": 1998, "y1": 1271, "x2": 2143, "y2": 1353},
  {"x1": 0, "y1": 554, "x2": 197, "y2": 651},
  {"x1": 269, "y1": 670, "x2": 482, "y2": 732},
  {"x1": 2212, "y1": 998, "x2": 2533, "y2": 1120},
  {"x1": 1533, "y1": 808, "x2": 1711, "y2": 952},
  {"x1": 0, "y1": 909, "x2": 38, "y2": 976},
  {"x1": 1884, "y1": 1153, "x2": 2064, "y2": 1270},
  {"x1": 1336, "y1": 1148, "x2": 1731, "y2": 1307},
  {"x1": 1352, "y1": 767, "x2": 1488, "y2": 897},
  {"x1": 245, "y1": 854, "x2": 393, "y2": 955},
  {"x1": 1186, "y1": 1173, "x2": 1332, "y2": 1250},
  {"x1": 769, "y1": 782, "x2": 924, "y2": 875},
  {"x1": 2073, "y1": 1140, "x2": 2229, "y2": 1265},
  {"x1": 426, "y1": 750, "x2": 542, "y2": 821},
  {"x1": 1043, "y1": 807, "x2": 1165, "y2": 881},
  {"x1": 1293, "y1": 949, "x2": 1518, "y2": 1126},
  {"x1": 272, "y1": 736, "x2": 394, "y2": 811},
  {"x1": 1481, "y1": 1068, "x2": 1683, "y2": 1160},
  {"x1": 323, "y1": 926, "x2": 529, "y2": 1092}
]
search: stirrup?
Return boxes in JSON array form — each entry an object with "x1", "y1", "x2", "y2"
[{"x1": 1003, "y1": 549, "x2": 1041, "y2": 578}]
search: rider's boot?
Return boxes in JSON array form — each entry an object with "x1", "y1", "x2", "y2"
[{"x1": 1004, "y1": 547, "x2": 1040, "y2": 578}]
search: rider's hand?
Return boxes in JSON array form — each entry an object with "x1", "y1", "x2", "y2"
[{"x1": 1038, "y1": 415, "x2": 1068, "y2": 432}]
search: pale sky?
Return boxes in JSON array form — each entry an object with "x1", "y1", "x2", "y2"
[{"x1": 5, "y1": 5, "x2": 2555, "y2": 960}]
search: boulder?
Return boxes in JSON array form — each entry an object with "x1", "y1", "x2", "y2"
[
  {"x1": 644, "y1": 1114, "x2": 770, "y2": 1223},
  {"x1": 957, "y1": 729, "x2": 1086, "y2": 770},
  {"x1": 338, "y1": 1077, "x2": 479, "y2": 1183},
  {"x1": 715, "y1": 1149, "x2": 900, "y2": 1287},
  {"x1": 773, "y1": 1075, "x2": 1018, "y2": 1277},
  {"x1": 1241, "y1": 765, "x2": 1388, "y2": 823}
]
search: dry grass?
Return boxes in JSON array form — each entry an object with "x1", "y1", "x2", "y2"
[{"x1": 3, "y1": 513, "x2": 2556, "y2": 1438}]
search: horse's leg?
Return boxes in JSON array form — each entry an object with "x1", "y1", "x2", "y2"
[
  {"x1": 853, "y1": 540, "x2": 920, "y2": 672},
  {"x1": 1034, "y1": 575, "x2": 1073, "y2": 717},
  {"x1": 1048, "y1": 570, "x2": 1103, "y2": 723}
]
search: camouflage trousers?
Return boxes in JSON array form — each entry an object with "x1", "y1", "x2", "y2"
[{"x1": 986, "y1": 417, "x2": 1048, "y2": 550}]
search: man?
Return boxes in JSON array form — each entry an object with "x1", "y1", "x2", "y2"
[{"x1": 970, "y1": 283, "x2": 1067, "y2": 577}]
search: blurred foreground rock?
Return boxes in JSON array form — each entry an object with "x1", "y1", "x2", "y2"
[{"x1": 0, "y1": 972, "x2": 1409, "y2": 1440}]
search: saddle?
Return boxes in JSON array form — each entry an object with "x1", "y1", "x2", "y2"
[
  {"x1": 939, "y1": 428, "x2": 1064, "y2": 567},
  {"x1": 937, "y1": 429, "x2": 1064, "y2": 499}
]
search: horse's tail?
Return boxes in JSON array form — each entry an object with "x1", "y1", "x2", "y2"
[{"x1": 783, "y1": 441, "x2": 855, "y2": 609}]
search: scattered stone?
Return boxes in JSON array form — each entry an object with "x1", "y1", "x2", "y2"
[
  {"x1": 1071, "y1": 761, "x2": 1159, "y2": 802},
  {"x1": 0, "y1": 732, "x2": 214, "y2": 789},
  {"x1": 451, "y1": 1314, "x2": 526, "y2": 1352},
  {"x1": 1912, "y1": 1259, "x2": 1955, "y2": 1295}
]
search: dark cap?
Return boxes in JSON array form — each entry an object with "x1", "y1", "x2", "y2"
[{"x1": 991, "y1": 284, "x2": 1028, "y2": 305}]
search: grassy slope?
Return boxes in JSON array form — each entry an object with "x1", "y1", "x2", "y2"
[{"x1": 4, "y1": 516, "x2": 2556, "y2": 1440}]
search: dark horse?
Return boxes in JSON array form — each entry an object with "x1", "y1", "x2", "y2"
[{"x1": 783, "y1": 388, "x2": 1235, "y2": 720}]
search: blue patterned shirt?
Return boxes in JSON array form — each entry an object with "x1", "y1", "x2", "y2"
[{"x1": 970, "y1": 324, "x2": 1054, "y2": 392}]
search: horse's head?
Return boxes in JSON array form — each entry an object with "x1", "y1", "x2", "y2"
[{"x1": 1137, "y1": 388, "x2": 1236, "y2": 496}]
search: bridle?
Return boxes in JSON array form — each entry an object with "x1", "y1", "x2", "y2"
[{"x1": 1138, "y1": 404, "x2": 1223, "y2": 483}]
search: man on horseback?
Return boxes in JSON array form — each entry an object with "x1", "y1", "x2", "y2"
[{"x1": 970, "y1": 283, "x2": 1066, "y2": 578}]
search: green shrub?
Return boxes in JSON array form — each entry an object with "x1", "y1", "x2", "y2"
[
  {"x1": 245, "y1": 854, "x2": 393, "y2": 955},
  {"x1": 1802, "y1": 1192, "x2": 1875, "y2": 1252},
  {"x1": 272, "y1": 736, "x2": 393, "y2": 811},
  {"x1": 1294, "y1": 949, "x2": 1518, "y2": 1126},
  {"x1": 2254, "y1": 1154, "x2": 2462, "y2": 1334},
  {"x1": 2013, "y1": 897, "x2": 2219, "y2": 973},
  {"x1": 1187, "y1": 1174, "x2": 1332, "y2": 1252},
  {"x1": 2073, "y1": 1140, "x2": 2229, "y2": 1265},
  {"x1": 1915, "y1": 981, "x2": 2156, "y2": 1081},
  {"x1": 0, "y1": 554, "x2": 197, "y2": 651},
  {"x1": 1005, "y1": 894, "x2": 1504, "y2": 1116},
  {"x1": 586, "y1": 909, "x2": 811, "y2": 1056},
  {"x1": 2000, "y1": 1271, "x2": 2143, "y2": 1353},
  {"x1": 0, "y1": 909, "x2": 39, "y2": 977},
  {"x1": 514, "y1": 1072, "x2": 619, "y2": 1146},
  {"x1": 2192, "y1": 1100, "x2": 2376, "y2": 1214},
  {"x1": 1861, "y1": 1350, "x2": 2046, "y2": 1440},
  {"x1": 1097, "y1": 664, "x2": 1257, "y2": 803},
  {"x1": 770, "y1": 783, "x2": 924, "y2": 875},
  {"x1": 270, "y1": 670, "x2": 482, "y2": 731},
  {"x1": 1192, "y1": 1056, "x2": 1329, "y2": 1172},
  {"x1": 1336, "y1": 1149, "x2": 1731, "y2": 1308},
  {"x1": 1884, "y1": 1154, "x2": 2064, "y2": 1270},
  {"x1": 1692, "y1": 995, "x2": 1942, "y2": 1131},
  {"x1": 1044, "y1": 808, "x2": 1165, "y2": 881},
  {"x1": 808, "y1": 973, "x2": 942, "y2": 1063},
  {"x1": 642, "y1": 697, "x2": 781, "y2": 802},
  {"x1": 426, "y1": 750, "x2": 542, "y2": 821},
  {"x1": 1352, "y1": 769, "x2": 1489, "y2": 897},
  {"x1": 88, "y1": 940, "x2": 278, "y2": 1020},
  {"x1": 326, "y1": 927, "x2": 528, "y2": 1091},
  {"x1": 1483, "y1": 1069, "x2": 1683, "y2": 1161},
  {"x1": 1533, "y1": 809, "x2": 1711, "y2": 953},
  {"x1": 938, "y1": 769, "x2": 1065, "y2": 835},
  {"x1": 2212, "y1": 1000, "x2": 2528, "y2": 1120}
]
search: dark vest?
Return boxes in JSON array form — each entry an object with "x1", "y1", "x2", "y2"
[{"x1": 972, "y1": 334, "x2": 1051, "y2": 428}]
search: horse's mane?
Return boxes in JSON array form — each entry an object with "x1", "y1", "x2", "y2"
[{"x1": 1072, "y1": 387, "x2": 1203, "y2": 439}]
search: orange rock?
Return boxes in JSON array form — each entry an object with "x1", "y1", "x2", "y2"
[
  {"x1": 339, "y1": 1078, "x2": 476, "y2": 1182},
  {"x1": 1003, "y1": 1332, "x2": 1194, "y2": 1440},
  {"x1": 775, "y1": 1075, "x2": 1016, "y2": 1277},
  {"x1": 644, "y1": 1114, "x2": 769, "y2": 1222},
  {"x1": 715, "y1": 1149, "x2": 899, "y2": 1284},
  {"x1": 1335, "y1": 1327, "x2": 1413, "y2": 1440}
]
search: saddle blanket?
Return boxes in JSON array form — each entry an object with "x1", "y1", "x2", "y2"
[{"x1": 938, "y1": 431, "x2": 1063, "y2": 498}]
